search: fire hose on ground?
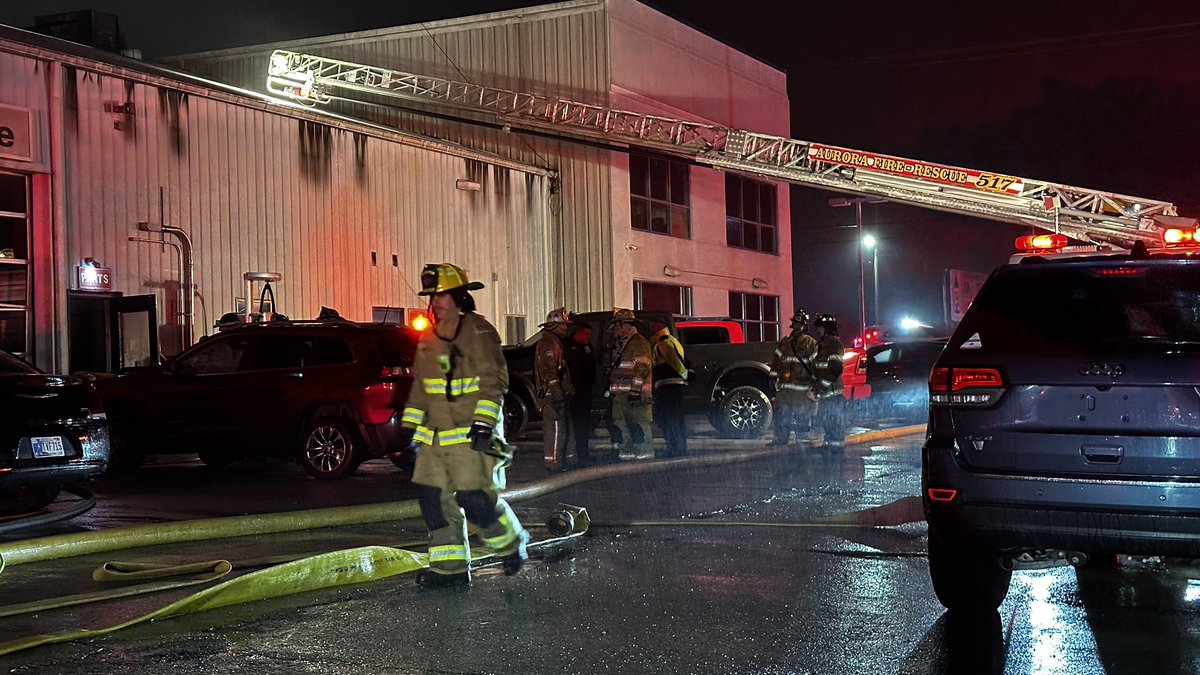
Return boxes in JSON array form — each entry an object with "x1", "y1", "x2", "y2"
[{"x1": 0, "y1": 424, "x2": 925, "y2": 656}]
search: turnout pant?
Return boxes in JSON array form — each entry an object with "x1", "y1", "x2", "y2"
[
  {"x1": 541, "y1": 397, "x2": 574, "y2": 469},
  {"x1": 817, "y1": 396, "x2": 848, "y2": 451},
  {"x1": 570, "y1": 394, "x2": 595, "y2": 462},
  {"x1": 773, "y1": 389, "x2": 816, "y2": 443},
  {"x1": 653, "y1": 384, "x2": 687, "y2": 458},
  {"x1": 411, "y1": 437, "x2": 526, "y2": 578},
  {"x1": 611, "y1": 396, "x2": 652, "y2": 458}
]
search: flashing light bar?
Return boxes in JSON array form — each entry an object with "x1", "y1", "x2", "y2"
[
  {"x1": 1014, "y1": 234, "x2": 1068, "y2": 251},
  {"x1": 1163, "y1": 227, "x2": 1200, "y2": 247}
]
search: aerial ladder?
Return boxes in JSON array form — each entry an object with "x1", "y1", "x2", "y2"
[{"x1": 265, "y1": 49, "x2": 1189, "y2": 248}]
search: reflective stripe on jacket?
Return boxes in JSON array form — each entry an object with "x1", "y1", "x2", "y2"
[
  {"x1": 401, "y1": 311, "x2": 509, "y2": 444},
  {"x1": 769, "y1": 331, "x2": 818, "y2": 389},
  {"x1": 608, "y1": 332, "x2": 653, "y2": 399}
]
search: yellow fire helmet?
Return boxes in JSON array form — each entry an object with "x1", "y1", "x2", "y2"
[
  {"x1": 418, "y1": 262, "x2": 485, "y2": 296},
  {"x1": 611, "y1": 307, "x2": 637, "y2": 324}
]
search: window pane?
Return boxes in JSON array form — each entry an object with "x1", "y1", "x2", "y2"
[
  {"x1": 729, "y1": 292, "x2": 743, "y2": 319},
  {"x1": 763, "y1": 297, "x2": 778, "y2": 321},
  {"x1": 764, "y1": 321, "x2": 779, "y2": 342},
  {"x1": 725, "y1": 174, "x2": 740, "y2": 216},
  {"x1": 629, "y1": 156, "x2": 648, "y2": 197},
  {"x1": 649, "y1": 159, "x2": 669, "y2": 201},
  {"x1": 650, "y1": 204, "x2": 670, "y2": 234},
  {"x1": 637, "y1": 281, "x2": 687, "y2": 314},
  {"x1": 181, "y1": 337, "x2": 252, "y2": 374},
  {"x1": 746, "y1": 293, "x2": 761, "y2": 319},
  {"x1": 0, "y1": 308, "x2": 26, "y2": 353},
  {"x1": 0, "y1": 173, "x2": 26, "y2": 213},
  {"x1": 670, "y1": 162, "x2": 689, "y2": 206},
  {"x1": 726, "y1": 217, "x2": 741, "y2": 247},
  {"x1": 743, "y1": 222, "x2": 759, "y2": 251},
  {"x1": 760, "y1": 225, "x2": 776, "y2": 254},
  {"x1": 760, "y1": 185, "x2": 776, "y2": 225},
  {"x1": 742, "y1": 180, "x2": 759, "y2": 222},
  {"x1": 631, "y1": 197, "x2": 650, "y2": 231},
  {"x1": 746, "y1": 322, "x2": 763, "y2": 342},
  {"x1": 670, "y1": 205, "x2": 689, "y2": 238},
  {"x1": 0, "y1": 215, "x2": 28, "y2": 259},
  {"x1": 0, "y1": 265, "x2": 26, "y2": 304}
]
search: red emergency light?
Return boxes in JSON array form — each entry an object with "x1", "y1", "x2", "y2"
[
  {"x1": 408, "y1": 309, "x2": 432, "y2": 332},
  {"x1": 1162, "y1": 227, "x2": 1200, "y2": 247},
  {"x1": 1014, "y1": 234, "x2": 1067, "y2": 252}
]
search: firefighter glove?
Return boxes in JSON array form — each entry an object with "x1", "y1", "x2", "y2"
[{"x1": 469, "y1": 422, "x2": 494, "y2": 453}]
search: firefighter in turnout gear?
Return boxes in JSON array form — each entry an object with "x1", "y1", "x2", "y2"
[
  {"x1": 607, "y1": 308, "x2": 653, "y2": 460},
  {"x1": 396, "y1": 263, "x2": 528, "y2": 588},
  {"x1": 649, "y1": 318, "x2": 688, "y2": 458},
  {"x1": 535, "y1": 307, "x2": 575, "y2": 471},
  {"x1": 812, "y1": 313, "x2": 847, "y2": 452},
  {"x1": 768, "y1": 310, "x2": 819, "y2": 446}
]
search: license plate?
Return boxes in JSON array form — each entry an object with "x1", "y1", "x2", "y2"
[{"x1": 32, "y1": 436, "x2": 66, "y2": 458}]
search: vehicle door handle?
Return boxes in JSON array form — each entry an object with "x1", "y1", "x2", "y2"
[{"x1": 1081, "y1": 445, "x2": 1123, "y2": 464}]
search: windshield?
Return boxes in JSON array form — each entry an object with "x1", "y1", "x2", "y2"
[{"x1": 953, "y1": 262, "x2": 1200, "y2": 353}]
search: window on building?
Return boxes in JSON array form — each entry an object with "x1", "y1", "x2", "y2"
[
  {"x1": 635, "y1": 281, "x2": 693, "y2": 316},
  {"x1": 0, "y1": 172, "x2": 30, "y2": 356},
  {"x1": 729, "y1": 291, "x2": 780, "y2": 342},
  {"x1": 630, "y1": 155, "x2": 690, "y2": 239},
  {"x1": 372, "y1": 306, "x2": 405, "y2": 324},
  {"x1": 725, "y1": 174, "x2": 778, "y2": 254}
]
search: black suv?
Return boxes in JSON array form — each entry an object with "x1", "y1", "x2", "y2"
[
  {"x1": 96, "y1": 320, "x2": 418, "y2": 480},
  {"x1": 923, "y1": 245, "x2": 1200, "y2": 611},
  {"x1": 863, "y1": 338, "x2": 947, "y2": 422}
]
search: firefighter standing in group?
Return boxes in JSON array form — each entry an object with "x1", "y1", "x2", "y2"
[
  {"x1": 395, "y1": 263, "x2": 528, "y2": 588},
  {"x1": 649, "y1": 318, "x2": 688, "y2": 458},
  {"x1": 768, "y1": 309, "x2": 819, "y2": 447},
  {"x1": 534, "y1": 307, "x2": 575, "y2": 472},
  {"x1": 811, "y1": 313, "x2": 847, "y2": 452},
  {"x1": 606, "y1": 308, "x2": 653, "y2": 460}
]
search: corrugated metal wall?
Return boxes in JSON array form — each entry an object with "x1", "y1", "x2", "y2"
[
  {"x1": 167, "y1": 0, "x2": 614, "y2": 315},
  {"x1": 53, "y1": 59, "x2": 550, "y2": 357}
]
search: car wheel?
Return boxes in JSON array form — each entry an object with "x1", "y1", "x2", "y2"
[
  {"x1": 197, "y1": 450, "x2": 237, "y2": 468},
  {"x1": 0, "y1": 484, "x2": 62, "y2": 517},
  {"x1": 928, "y1": 526, "x2": 1011, "y2": 613},
  {"x1": 301, "y1": 417, "x2": 360, "y2": 480},
  {"x1": 717, "y1": 385, "x2": 773, "y2": 438},
  {"x1": 504, "y1": 393, "x2": 529, "y2": 440}
]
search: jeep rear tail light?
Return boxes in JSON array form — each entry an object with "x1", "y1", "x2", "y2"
[
  {"x1": 379, "y1": 366, "x2": 412, "y2": 380},
  {"x1": 929, "y1": 367, "x2": 1004, "y2": 407}
]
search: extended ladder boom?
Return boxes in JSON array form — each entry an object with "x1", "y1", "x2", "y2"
[{"x1": 267, "y1": 49, "x2": 1181, "y2": 246}]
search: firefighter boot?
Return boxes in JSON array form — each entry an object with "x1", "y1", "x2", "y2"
[
  {"x1": 415, "y1": 569, "x2": 471, "y2": 589},
  {"x1": 502, "y1": 529, "x2": 531, "y2": 576}
]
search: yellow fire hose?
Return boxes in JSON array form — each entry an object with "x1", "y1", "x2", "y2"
[{"x1": 0, "y1": 425, "x2": 924, "y2": 657}]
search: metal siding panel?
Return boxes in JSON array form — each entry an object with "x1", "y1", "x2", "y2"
[{"x1": 171, "y1": 3, "x2": 613, "y2": 318}]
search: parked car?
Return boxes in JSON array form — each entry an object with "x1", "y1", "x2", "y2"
[
  {"x1": 862, "y1": 339, "x2": 948, "y2": 421},
  {"x1": 923, "y1": 240, "x2": 1200, "y2": 612},
  {"x1": 0, "y1": 349, "x2": 110, "y2": 515},
  {"x1": 96, "y1": 319, "x2": 419, "y2": 480},
  {"x1": 504, "y1": 312, "x2": 777, "y2": 439}
]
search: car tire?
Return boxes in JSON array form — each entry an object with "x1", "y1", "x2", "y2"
[
  {"x1": 716, "y1": 385, "x2": 773, "y2": 438},
  {"x1": 0, "y1": 484, "x2": 62, "y2": 517},
  {"x1": 300, "y1": 417, "x2": 361, "y2": 480},
  {"x1": 928, "y1": 527, "x2": 1012, "y2": 613},
  {"x1": 197, "y1": 450, "x2": 237, "y2": 468},
  {"x1": 504, "y1": 393, "x2": 529, "y2": 440}
]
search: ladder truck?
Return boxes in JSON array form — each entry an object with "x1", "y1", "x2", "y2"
[{"x1": 264, "y1": 49, "x2": 1192, "y2": 249}]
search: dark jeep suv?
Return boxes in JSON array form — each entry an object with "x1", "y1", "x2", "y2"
[
  {"x1": 923, "y1": 243, "x2": 1200, "y2": 611},
  {"x1": 96, "y1": 320, "x2": 418, "y2": 480}
]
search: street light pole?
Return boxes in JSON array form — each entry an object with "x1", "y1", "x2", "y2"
[
  {"x1": 829, "y1": 197, "x2": 885, "y2": 339},
  {"x1": 871, "y1": 243, "x2": 879, "y2": 325}
]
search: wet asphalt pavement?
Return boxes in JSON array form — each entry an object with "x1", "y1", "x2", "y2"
[{"x1": 4, "y1": 424, "x2": 1200, "y2": 673}]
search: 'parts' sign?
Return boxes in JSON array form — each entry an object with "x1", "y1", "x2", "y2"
[{"x1": 0, "y1": 104, "x2": 32, "y2": 162}]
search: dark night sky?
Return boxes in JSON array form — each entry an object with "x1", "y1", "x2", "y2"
[{"x1": 3, "y1": 1, "x2": 1200, "y2": 333}]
